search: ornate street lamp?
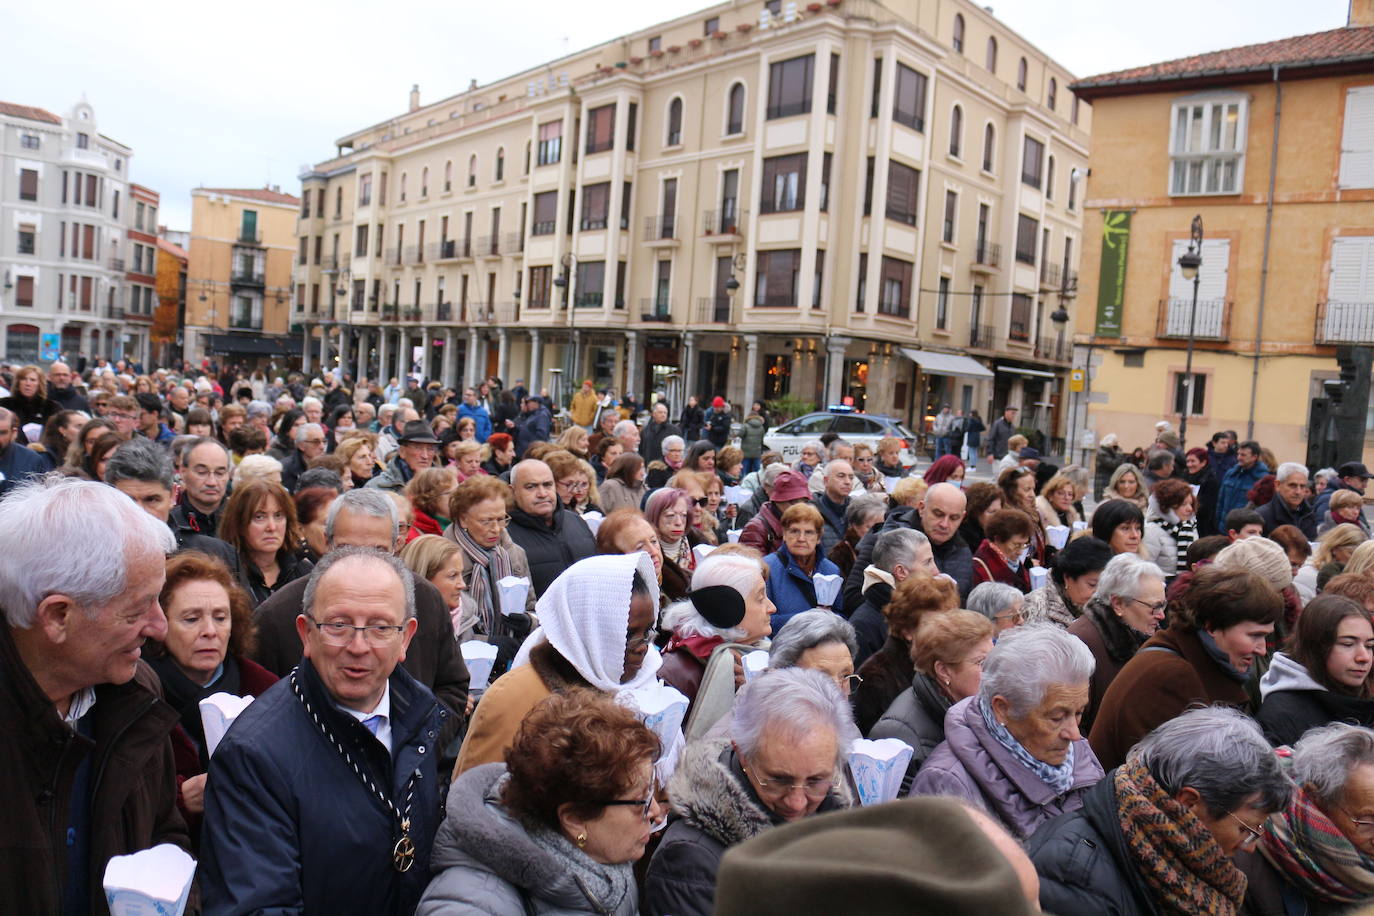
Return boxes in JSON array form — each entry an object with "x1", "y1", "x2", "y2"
[{"x1": 1176, "y1": 215, "x2": 1204, "y2": 450}]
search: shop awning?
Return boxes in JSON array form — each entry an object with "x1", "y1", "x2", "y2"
[
  {"x1": 900, "y1": 348, "x2": 994, "y2": 379},
  {"x1": 995, "y1": 364, "x2": 1059, "y2": 379}
]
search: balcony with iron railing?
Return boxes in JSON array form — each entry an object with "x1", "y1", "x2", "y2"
[
  {"x1": 108, "y1": 257, "x2": 125, "y2": 271},
  {"x1": 502, "y1": 232, "x2": 525, "y2": 255},
  {"x1": 1034, "y1": 335, "x2": 1071, "y2": 363},
  {"x1": 642, "y1": 215, "x2": 678, "y2": 245},
  {"x1": 385, "y1": 247, "x2": 403, "y2": 267},
  {"x1": 640, "y1": 298, "x2": 674, "y2": 322},
  {"x1": 574, "y1": 291, "x2": 604, "y2": 308},
  {"x1": 1039, "y1": 262, "x2": 1062, "y2": 291},
  {"x1": 1315, "y1": 301, "x2": 1374, "y2": 344},
  {"x1": 968, "y1": 323, "x2": 996, "y2": 349},
  {"x1": 381, "y1": 304, "x2": 399, "y2": 320},
  {"x1": 701, "y1": 208, "x2": 745, "y2": 242},
  {"x1": 695, "y1": 295, "x2": 735, "y2": 324},
  {"x1": 402, "y1": 305, "x2": 422, "y2": 321},
  {"x1": 231, "y1": 270, "x2": 265, "y2": 288},
  {"x1": 972, "y1": 241, "x2": 1001, "y2": 271},
  {"x1": 436, "y1": 302, "x2": 453, "y2": 322},
  {"x1": 1008, "y1": 318, "x2": 1031, "y2": 343},
  {"x1": 237, "y1": 228, "x2": 263, "y2": 245},
  {"x1": 1157, "y1": 297, "x2": 1230, "y2": 341},
  {"x1": 405, "y1": 245, "x2": 425, "y2": 265}
]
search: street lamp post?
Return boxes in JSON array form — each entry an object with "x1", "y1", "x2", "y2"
[
  {"x1": 551, "y1": 252, "x2": 577, "y2": 389},
  {"x1": 1176, "y1": 215, "x2": 1204, "y2": 451}
]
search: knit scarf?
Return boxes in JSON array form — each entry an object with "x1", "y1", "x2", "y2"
[
  {"x1": 1261, "y1": 782, "x2": 1374, "y2": 905},
  {"x1": 526, "y1": 821, "x2": 634, "y2": 913},
  {"x1": 977, "y1": 695, "x2": 1077, "y2": 795},
  {"x1": 1152, "y1": 514, "x2": 1198, "y2": 573},
  {"x1": 452, "y1": 525, "x2": 513, "y2": 635},
  {"x1": 1114, "y1": 755, "x2": 1248, "y2": 915},
  {"x1": 663, "y1": 535, "x2": 694, "y2": 572}
]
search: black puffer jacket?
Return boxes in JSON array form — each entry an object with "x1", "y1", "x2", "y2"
[
  {"x1": 841, "y1": 506, "x2": 973, "y2": 609},
  {"x1": 504, "y1": 503, "x2": 598, "y2": 596},
  {"x1": 1027, "y1": 776, "x2": 1164, "y2": 916},
  {"x1": 848, "y1": 578, "x2": 893, "y2": 665},
  {"x1": 1256, "y1": 651, "x2": 1374, "y2": 747},
  {"x1": 868, "y1": 672, "x2": 952, "y2": 795},
  {"x1": 643, "y1": 739, "x2": 848, "y2": 916}
]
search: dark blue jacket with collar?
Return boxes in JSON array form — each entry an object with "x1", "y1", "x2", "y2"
[{"x1": 199, "y1": 658, "x2": 446, "y2": 915}]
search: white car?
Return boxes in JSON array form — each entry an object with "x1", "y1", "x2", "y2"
[{"x1": 763, "y1": 410, "x2": 919, "y2": 469}]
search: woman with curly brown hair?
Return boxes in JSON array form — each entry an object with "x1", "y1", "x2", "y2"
[
  {"x1": 421, "y1": 689, "x2": 661, "y2": 915},
  {"x1": 144, "y1": 551, "x2": 278, "y2": 842}
]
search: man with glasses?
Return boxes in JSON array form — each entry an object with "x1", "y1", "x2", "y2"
[
  {"x1": 1258, "y1": 461, "x2": 1318, "y2": 539},
  {"x1": 368, "y1": 420, "x2": 440, "y2": 493},
  {"x1": 201, "y1": 547, "x2": 445, "y2": 914},
  {"x1": 46, "y1": 361, "x2": 89, "y2": 414},
  {"x1": 282, "y1": 422, "x2": 327, "y2": 493},
  {"x1": 0, "y1": 406, "x2": 45, "y2": 497},
  {"x1": 505, "y1": 459, "x2": 597, "y2": 596},
  {"x1": 645, "y1": 667, "x2": 855, "y2": 916},
  {"x1": 173, "y1": 437, "x2": 232, "y2": 535},
  {"x1": 812, "y1": 459, "x2": 854, "y2": 557},
  {"x1": 105, "y1": 394, "x2": 141, "y2": 440}
]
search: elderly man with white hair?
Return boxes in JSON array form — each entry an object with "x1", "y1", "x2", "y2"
[
  {"x1": 912, "y1": 624, "x2": 1104, "y2": 841},
  {"x1": 1258, "y1": 460, "x2": 1318, "y2": 539},
  {"x1": 282, "y1": 421, "x2": 326, "y2": 492},
  {"x1": 0, "y1": 477, "x2": 189, "y2": 913},
  {"x1": 645, "y1": 667, "x2": 858, "y2": 916},
  {"x1": 613, "y1": 418, "x2": 641, "y2": 455},
  {"x1": 849, "y1": 527, "x2": 936, "y2": 666}
]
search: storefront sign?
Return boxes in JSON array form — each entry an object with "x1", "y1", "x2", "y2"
[{"x1": 1094, "y1": 210, "x2": 1131, "y2": 338}]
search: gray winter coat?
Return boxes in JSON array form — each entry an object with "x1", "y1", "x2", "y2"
[
  {"x1": 868, "y1": 672, "x2": 951, "y2": 794},
  {"x1": 910, "y1": 696, "x2": 1104, "y2": 841},
  {"x1": 417, "y1": 763, "x2": 639, "y2": 916},
  {"x1": 643, "y1": 738, "x2": 848, "y2": 916}
]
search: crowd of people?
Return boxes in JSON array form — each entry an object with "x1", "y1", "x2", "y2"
[{"x1": 5, "y1": 357, "x2": 1374, "y2": 915}]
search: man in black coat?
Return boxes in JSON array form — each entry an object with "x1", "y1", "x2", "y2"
[
  {"x1": 251, "y1": 490, "x2": 469, "y2": 749},
  {"x1": 848, "y1": 528, "x2": 936, "y2": 666},
  {"x1": 505, "y1": 459, "x2": 598, "y2": 596},
  {"x1": 46, "y1": 361, "x2": 90, "y2": 413},
  {"x1": 201, "y1": 548, "x2": 446, "y2": 914},
  {"x1": 1258, "y1": 461, "x2": 1319, "y2": 540},
  {"x1": 983, "y1": 405, "x2": 1019, "y2": 461},
  {"x1": 640, "y1": 402, "x2": 681, "y2": 464},
  {"x1": 842, "y1": 482, "x2": 972, "y2": 608}
]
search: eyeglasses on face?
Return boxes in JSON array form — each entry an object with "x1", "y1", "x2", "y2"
[
  {"x1": 1340, "y1": 807, "x2": 1374, "y2": 837},
  {"x1": 1126, "y1": 597, "x2": 1168, "y2": 615},
  {"x1": 559, "y1": 479, "x2": 590, "y2": 492},
  {"x1": 469, "y1": 514, "x2": 511, "y2": 528},
  {"x1": 625, "y1": 627, "x2": 659, "y2": 650},
  {"x1": 600, "y1": 784, "x2": 659, "y2": 820},
  {"x1": 741, "y1": 762, "x2": 833, "y2": 799},
  {"x1": 308, "y1": 615, "x2": 406, "y2": 647},
  {"x1": 784, "y1": 528, "x2": 820, "y2": 539},
  {"x1": 1227, "y1": 811, "x2": 1266, "y2": 847}
]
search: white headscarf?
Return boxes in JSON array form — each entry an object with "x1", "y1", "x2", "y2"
[{"x1": 513, "y1": 551, "x2": 663, "y2": 695}]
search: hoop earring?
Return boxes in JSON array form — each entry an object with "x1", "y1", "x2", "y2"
[{"x1": 576, "y1": 833, "x2": 587, "y2": 849}]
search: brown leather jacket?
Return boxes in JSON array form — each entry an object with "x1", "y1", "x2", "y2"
[{"x1": 0, "y1": 624, "x2": 192, "y2": 915}]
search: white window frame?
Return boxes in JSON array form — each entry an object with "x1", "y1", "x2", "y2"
[
  {"x1": 1168, "y1": 92, "x2": 1247, "y2": 197},
  {"x1": 1338, "y1": 85, "x2": 1374, "y2": 189}
]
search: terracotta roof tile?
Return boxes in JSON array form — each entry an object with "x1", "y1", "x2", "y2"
[
  {"x1": 157, "y1": 238, "x2": 189, "y2": 260},
  {"x1": 195, "y1": 186, "x2": 301, "y2": 206},
  {"x1": 1074, "y1": 26, "x2": 1374, "y2": 94},
  {"x1": 0, "y1": 101, "x2": 63, "y2": 125}
]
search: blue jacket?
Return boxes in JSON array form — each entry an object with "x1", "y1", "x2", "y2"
[
  {"x1": 199, "y1": 659, "x2": 446, "y2": 915},
  {"x1": 1215, "y1": 460, "x2": 1269, "y2": 531},
  {"x1": 763, "y1": 544, "x2": 844, "y2": 635},
  {"x1": 456, "y1": 402, "x2": 492, "y2": 443},
  {"x1": 0, "y1": 442, "x2": 47, "y2": 498},
  {"x1": 514, "y1": 407, "x2": 551, "y2": 459}
]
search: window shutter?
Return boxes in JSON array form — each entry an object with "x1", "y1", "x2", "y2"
[
  {"x1": 1328, "y1": 237, "x2": 1374, "y2": 303},
  {"x1": 1169, "y1": 239, "x2": 1229, "y2": 300},
  {"x1": 1339, "y1": 87, "x2": 1374, "y2": 189}
]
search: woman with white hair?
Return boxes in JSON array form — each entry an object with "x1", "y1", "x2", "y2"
[
  {"x1": 911, "y1": 624, "x2": 1103, "y2": 841},
  {"x1": 769, "y1": 610, "x2": 860, "y2": 697},
  {"x1": 1239, "y1": 723, "x2": 1374, "y2": 912},
  {"x1": 658, "y1": 553, "x2": 775, "y2": 713},
  {"x1": 644, "y1": 668, "x2": 857, "y2": 916},
  {"x1": 965, "y1": 581, "x2": 1026, "y2": 636},
  {"x1": 1031, "y1": 707, "x2": 1291, "y2": 916}
]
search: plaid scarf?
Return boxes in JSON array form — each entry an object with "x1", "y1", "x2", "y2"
[
  {"x1": 1261, "y1": 782, "x2": 1374, "y2": 905},
  {"x1": 1114, "y1": 755, "x2": 1248, "y2": 915},
  {"x1": 451, "y1": 525, "x2": 513, "y2": 635}
]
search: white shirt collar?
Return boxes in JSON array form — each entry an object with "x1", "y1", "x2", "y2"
[
  {"x1": 335, "y1": 682, "x2": 392, "y2": 753},
  {"x1": 64, "y1": 687, "x2": 97, "y2": 726}
]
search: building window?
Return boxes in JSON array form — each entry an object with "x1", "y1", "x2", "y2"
[
  {"x1": 886, "y1": 161, "x2": 920, "y2": 225},
  {"x1": 400, "y1": 173, "x2": 407, "y2": 203},
  {"x1": 1344, "y1": 88, "x2": 1374, "y2": 188},
  {"x1": 820, "y1": 153, "x2": 833, "y2": 212},
  {"x1": 1015, "y1": 214, "x2": 1039, "y2": 264},
  {"x1": 1173, "y1": 373, "x2": 1207, "y2": 417},
  {"x1": 856, "y1": 252, "x2": 867, "y2": 312},
  {"x1": 648, "y1": 35, "x2": 661, "y2": 53},
  {"x1": 626, "y1": 103, "x2": 638, "y2": 151},
  {"x1": 495, "y1": 148, "x2": 505, "y2": 181},
  {"x1": 581, "y1": 182, "x2": 610, "y2": 229},
  {"x1": 705, "y1": 16, "x2": 719, "y2": 34},
  {"x1": 755, "y1": 249, "x2": 802, "y2": 307},
  {"x1": 528, "y1": 265, "x2": 552, "y2": 308},
  {"x1": 575, "y1": 261, "x2": 605, "y2": 307},
  {"x1": 19, "y1": 168, "x2": 38, "y2": 201},
  {"x1": 467, "y1": 155, "x2": 477, "y2": 188},
  {"x1": 654, "y1": 259, "x2": 672, "y2": 311},
  {"x1": 985, "y1": 37, "x2": 998, "y2": 73},
  {"x1": 537, "y1": 120, "x2": 563, "y2": 166},
  {"x1": 15, "y1": 276, "x2": 34, "y2": 307},
  {"x1": 355, "y1": 225, "x2": 369, "y2": 257},
  {"x1": 1017, "y1": 57, "x2": 1028, "y2": 92},
  {"x1": 720, "y1": 169, "x2": 740, "y2": 231},
  {"x1": 879, "y1": 257, "x2": 912, "y2": 317},
  {"x1": 1072, "y1": 95, "x2": 1081, "y2": 126},
  {"x1": 767, "y1": 54, "x2": 814, "y2": 120},
  {"x1": 18, "y1": 224, "x2": 36, "y2": 255},
  {"x1": 1170, "y1": 96, "x2": 1246, "y2": 196},
  {"x1": 76, "y1": 132, "x2": 89, "y2": 149},
  {"x1": 936, "y1": 277, "x2": 950, "y2": 329},
  {"x1": 1009, "y1": 293, "x2": 1032, "y2": 340},
  {"x1": 1048, "y1": 77, "x2": 1058, "y2": 110},
  {"x1": 813, "y1": 252, "x2": 825, "y2": 309},
  {"x1": 827, "y1": 53, "x2": 840, "y2": 115},
  {"x1": 301, "y1": 193, "x2": 311, "y2": 218},
  {"x1": 298, "y1": 237, "x2": 308, "y2": 265},
  {"x1": 1068, "y1": 169, "x2": 1078, "y2": 210},
  {"x1": 983, "y1": 124, "x2": 996, "y2": 172},
  {"x1": 1046, "y1": 156, "x2": 1055, "y2": 200},
  {"x1": 942, "y1": 190, "x2": 957, "y2": 243},
  {"x1": 949, "y1": 105, "x2": 963, "y2": 157},
  {"x1": 893, "y1": 63, "x2": 927, "y2": 132},
  {"x1": 20, "y1": 133, "x2": 39, "y2": 149},
  {"x1": 761, "y1": 153, "x2": 808, "y2": 213},
  {"x1": 1022, "y1": 135, "x2": 1044, "y2": 188},
  {"x1": 420, "y1": 167, "x2": 429, "y2": 198},
  {"x1": 863, "y1": 157, "x2": 874, "y2": 215},
  {"x1": 727, "y1": 83, "x2": 746, "y2": 134},
  {"x1": 952, "y1": 13, "x2": 964, "y2": 53},
  {"x1": 666, "y1": 98, "x2": 683, "y2": 146},
  {"x1": 360, "y1": 174, "x2": 373, "y2": 205},
  {"x1": 587, "y1": 103, "x2": 616, "y2": 154},
  {"x1": 659, "y1": 179, "x2": 678, "y2": 237},
  {"x1": 525, "y1": 141, "x2": 532, "y2": 173},
  {"x1": 870, "y1": 58, "x2": 882, "y2": 118},
  {"x1": 532, "y1": 191, "x2": 558, "y2": 235}
]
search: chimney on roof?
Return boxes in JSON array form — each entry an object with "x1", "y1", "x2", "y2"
[
  {"x1": 409, "y1": 84, "x2": 421, "y2": 112},
  {"x1": 1352, "y1": 0, "x2": 1374, "y2": 26}
]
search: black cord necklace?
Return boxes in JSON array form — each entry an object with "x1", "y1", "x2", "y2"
[{"x1": 291, "y1": 671, "x2": 419, "y2": 872}]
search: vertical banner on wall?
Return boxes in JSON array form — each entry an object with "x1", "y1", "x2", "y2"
[{"x1": 1094, "y1": 210, "x2": 1132, "y2": 338}]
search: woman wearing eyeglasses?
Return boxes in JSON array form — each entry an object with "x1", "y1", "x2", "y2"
[
  {"x1": 420, "y1": 690, "x2": 662, "y2": 915},
  {"x1": 763, "y1": 503, "x2": 846, "y2": 634},
  {"x1": 647, "y1": 487, "x2": 701, "y2": 579},
  {"x1": 644, "y1": 668, "x2": 856, "y2": 916},
  {"x1": 444, "y1": 476, "x2": 534, "y2": 666},
  {"x1": 1031, "y1": 707, "x2": 1291, "y2": 916},
  {"x1": 546, "y1": 450, "x2": 601, "y2": 517},
  {"x1": 971, "y1": 509, "x2": 1037, "y2": 594}
]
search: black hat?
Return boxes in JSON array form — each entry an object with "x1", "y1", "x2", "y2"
[
  {"x1": 1339, "y1": 461, "x2": 1371, "y2": 479},
  {"x1": 398, "y1": 420, "x2": 440, "y2": 445},
  {"x1": 689, "y1": 585, "x2": 746, "y2": 629}
]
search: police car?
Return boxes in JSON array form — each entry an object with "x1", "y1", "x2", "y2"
[{"x1": 763, "y1": 407, "x2": 919, "y2": 469}]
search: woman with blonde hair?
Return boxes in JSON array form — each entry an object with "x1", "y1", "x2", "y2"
[
  {"x1": 891, "y1": 476, "x2": 928, "y2": 509},
  {"x1": 1036, "y1": 473, "x2": 1082, "y2": 531},
  {"x1": 0, "y1": 363, "x2": 58, "y2": 443},
  {"x1": 232, "y1": 453, "x2": 283, "y2": 488},
  {"x1": 545, "y1": 449, "x2": 601, "y2": 516},
  {"x1": 1295, "y1": 522, "x2": 1366, "y2": 602},
  {"x1": 399, "y1": 534, "x2": 469, "y2": 637},
  {"x1": 450, "y1": 440, "x2": 486, "y2": 482},
  {"x1": 335, "y1": 431, "x2": 380, "y2": 489},
  {"x1": 1101, "y1": 463, "x2": 1149, "y2": 512},
  {"x1": 1341, "y1": 538, "x2": 1374, "y2": 579},
  {"x1": 556, "y1": 425, "x2": 591, "y2": 460}
]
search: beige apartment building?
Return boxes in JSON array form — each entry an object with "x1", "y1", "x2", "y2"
[
  {"x1": 186, "y1": 186, "x2": 300, "y2": 365},
  {"x1": 296, "y1": 0, "x2": 1088, "y2": 441}
]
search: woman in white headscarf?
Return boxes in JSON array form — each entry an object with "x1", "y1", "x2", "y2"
[{"x1": 453, "y1": 552, "x2": 665, "y2": 778}]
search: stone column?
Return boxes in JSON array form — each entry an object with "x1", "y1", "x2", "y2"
[
  {"x1": 496, "y1": 328, "x2": 510, "y2": 385},
  {"x1": 528, "y1": 329, "x2": 542, "y2": 393},
  {"x1": 743, "y1": 334, "x2": 759, "y2": 410},
  {"x1": 377, "y1": 328, "x2": 390, "y2": 385},
  {"x1": 419, "y1": 327, "x2": 433, "y2": 381},
  {"x1": 466, "y1": 329, "x2": 483, "y2": 389},
  {"x1": 826, "y1": 337, "x2": 850, "y2": 407},
  {"x1": 301, "y1": 323, "x2": 313, "y2": 375},
  {"x1": 681, "y1": 332, "x2": 697, "y2": 401},
  {"x1": 442, "y1": 329, "x2": 458, "y2": 388},
  {"x1": 356, "y1": 330, "x2": 370, "y2": 383},
  {"x1": 624, "y1": 330, "x2": 639, "y2": 400},
  {"x1": 336, "y1": 327, "x2": 351, "y2": 383}
]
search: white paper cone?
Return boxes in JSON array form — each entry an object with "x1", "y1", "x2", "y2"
[
  {"x1": 1046, "y1": 525, "x2": 1070, "y2": 550},
  {"x1": 848, "y1": 738, "x2": 915, "y2": 806},
  {"x1": 497, "y1": 575, "x2": 530, "y2": 617},
  {"x1": 461, "y1": 641, "x2": 500, "y2": 691},
  {"x1": 742, "y1": 650, "x2": 770, "y2": 682},
  {"x1": 198, "y1": 693, "x2": 254, "y2": 758},
  {"x1": 726, "y1": 529, "x2": 742, "y2": 543},
  {"x1": 104, "y1": 843, "x2": 197, "y2": 916},
  {"x1": 692, "y1": 543, "x2": 716, "y2": 565},
  {"x1": 812, "y1": 573, "x2": 842, "y2": 607}
]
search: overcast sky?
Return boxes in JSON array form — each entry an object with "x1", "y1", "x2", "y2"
[{"x1": 6, "y1": 0, "x2": 1349, "y2": 229}]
